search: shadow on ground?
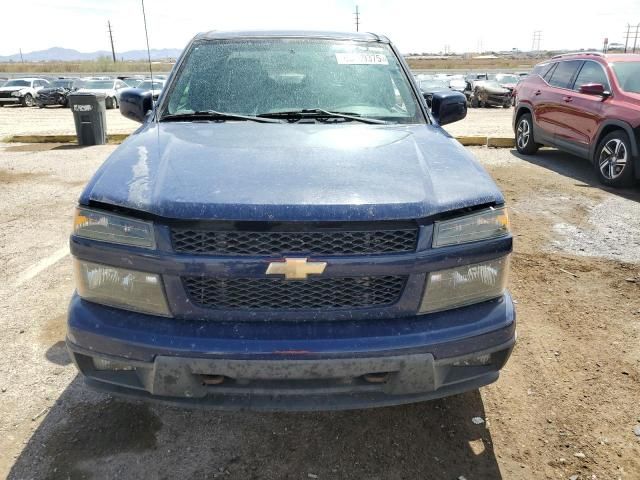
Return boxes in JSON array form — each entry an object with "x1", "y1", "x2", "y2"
[
  {"x1": 511, "y1": 148, "x2": 640, "y2": 203},
  {"x1": 9, "y1": 377, "x2": 502, "y2": 480}
]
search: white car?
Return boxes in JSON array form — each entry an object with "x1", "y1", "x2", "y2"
[
  {"x1": 77, "y1": 79, "x2": 130, "y2": 109},
  {"x1": 0, "y1": 77, "x2": 50, "y2": 107},
  {"x1": 134, "y1": 79, "x2": 166, "y2": 100}
]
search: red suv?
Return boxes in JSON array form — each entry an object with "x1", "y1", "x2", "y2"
[{"x1": 513, "y1": 53, "x2": 640, "y2": 187}]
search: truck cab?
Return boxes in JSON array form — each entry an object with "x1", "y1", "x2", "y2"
[{"x1": 67, "y1": 31, "x2": 515, "y2": 410}]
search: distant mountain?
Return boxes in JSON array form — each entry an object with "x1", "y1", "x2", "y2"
[{"x1": 0, "y1": 47, "x2": 182, "y2": 62}]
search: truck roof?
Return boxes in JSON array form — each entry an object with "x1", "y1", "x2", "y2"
[{"x1": 196, "y1": 30, "x2": 390, "y2": 43}]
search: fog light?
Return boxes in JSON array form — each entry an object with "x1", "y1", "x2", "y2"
[
  {"x1": 419, "y1": 256, "x2": 509, "y2": 314},
  {"x1": 73, "y1": 259, "x2": 171, "y2": 316},
  {"x1": 93, "y1": 357, "x2": 135, "y2": 371}
]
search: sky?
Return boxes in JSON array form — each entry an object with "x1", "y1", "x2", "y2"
[{"x1": 0, "y1": 0, "x2": 637, "y2": 56}]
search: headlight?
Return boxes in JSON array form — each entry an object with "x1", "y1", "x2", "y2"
[
  {"x1": 11, "y1": 90, "x2": 23, "y2": 97},
  {"x1": 73, "y1": 259, "x2": 171, "y2": 316},
  {"x1": 419, "y1": 256, "x2": 509, "y2": 314},
  {"x1": 433, "y1": 207, "x2": 509, "y2": 248},
  {"x1": 73, "y1": 207, "x2": 155, "y2": 249}
]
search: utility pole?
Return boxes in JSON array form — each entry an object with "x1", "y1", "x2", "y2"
[
  {"x1": 354, "y1": 5, "x2": 360, "y2": 32},
  {"x1": 624, "y1": 24, "x2": 631, "y2": 52},
  {"x1": 19, "y1": 48, "x2": 24, "y2": 63},
  {"x1": 634, "y1": 23, "x2": 639, "y2": 53},
  {"x1": 108, "y1": 20, "x2": 116, "y2": 62}
]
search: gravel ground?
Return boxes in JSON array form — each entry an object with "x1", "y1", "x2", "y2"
[
  {"x1": 0, "y1": 103, "x2": 515, "y2": 139},
  {"x1": 1, "y1": 142, "x2": 639, "y2": 479}
]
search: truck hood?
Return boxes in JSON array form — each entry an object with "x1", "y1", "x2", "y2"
[
  {"x1": 81, "y1": 122, "x2": 503, "y2": 221},
  {"x1": 0, "y1": 86, "x2": 23, "y2": 93}
]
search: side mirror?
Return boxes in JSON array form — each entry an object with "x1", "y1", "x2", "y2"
[
  {"x1": 119, "y1": 88, "x2": 153, "y2": 123},
  {"x1": 579, "y1": 83, "x2": 607, "y2": 96},
  {"x1": 431, "y1": 90, "x2": 467, "y2": 126}
]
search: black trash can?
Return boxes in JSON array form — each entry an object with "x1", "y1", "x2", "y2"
[{"x1": 68, "y1": 92, "x2": 107, "y2": 146}]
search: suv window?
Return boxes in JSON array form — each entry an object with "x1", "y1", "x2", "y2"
[
  {"x1": 574, "y1": 61, "x2": 610, "y2": 91},
  {"x1": 164, "y1": 38, "x2": 423, "y2": 124},
  {"x1": 542, "y1": 63, "x2": 557, "y2": 82},
  {"x1": 548, "y1": 60, "x2": 582, "y2": 89}
]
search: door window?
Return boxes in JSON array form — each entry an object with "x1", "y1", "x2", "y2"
[
  {"x1": 573, "y1": 61, "x2": 610, "y2": 91},
  {"x1": 548, "y1": 61, "x2": 581, "y2": 89}
]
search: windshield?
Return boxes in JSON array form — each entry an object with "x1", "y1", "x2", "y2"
[
  {"x1": 496, "y1": 74, "x2": 518, "y2": 83},
  {"x1": 164, "y1": 38, "x2": 423, "y2": 123},
  {"x1": 83, "y1": 80, "x2": 114, "y2": 89},
  {"x1": 4, "y1": 80, "x2": 30, "y2": 87},
  {"x1": 479, "y1": 81, "x2": 503, "y2": 89},
  {"x1": 611, "y1": 62, "x2": 640, "y2": 94},
  {"x1": 419, "y1": 79, "x2": 449, "y2": 90},
  {"x1": 138, "y1": 81, "x2": 163, "y2": 90}
]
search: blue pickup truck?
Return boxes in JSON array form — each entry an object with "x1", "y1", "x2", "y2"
[{"x1": 67, "y1": 31, "x2": 515, "y2": 410}]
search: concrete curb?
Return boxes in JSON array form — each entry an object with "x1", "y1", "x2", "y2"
[
  {"x1": 2, "y1": 133, "x2": 516, "y2": 148},
  {"x1": 2, "y1": 133, "x2": 129, "y2": 144}
]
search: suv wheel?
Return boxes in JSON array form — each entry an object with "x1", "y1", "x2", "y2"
[
  {"x1": 515, "y1": 113, "x2": 539, "y2": 155},
  {"x1": 595, "y1": 131, "x2": 635, "y2": 187},
  {"x1": 105, "y1": 97, "x2": 115, "y2": 109}
]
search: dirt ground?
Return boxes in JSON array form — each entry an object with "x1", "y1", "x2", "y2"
[
  {"x1": 0, "y1": 141, "x2": 639, "y2": 480},
  {"x1": 0, "y1": 103, "x2": 515, "y2": 139}
]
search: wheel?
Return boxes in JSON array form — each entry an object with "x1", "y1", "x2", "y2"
[
  {"x1": 515, "y1": 113, "x2": 540, "y2": 155},
  {"x1": 21, "y1": 93, "x2": 34, "y2": 107},
  {"x1": 470, "y1": 96, "x2": 479, "y2": 108},
  {"x1": 595, "y1": 131, "x2": 635, "y2": 187},
  {"x1": 105, "y1": 96, "x2": 115, "y2": 109},
  {"x1": 38, "y1": 103, "x2": 44, "y2": 109}
]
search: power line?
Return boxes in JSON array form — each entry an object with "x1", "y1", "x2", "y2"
[
  {"x1": 354, "y1": 5, "x2": 360, "y2": 32},
  {"x1": 108, "y1": 20, "x2": 116, "y2": 63}
]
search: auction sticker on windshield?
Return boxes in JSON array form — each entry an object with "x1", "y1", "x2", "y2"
[{"x1": 335, "y1": 52, "x2": 389, "y2": 65}]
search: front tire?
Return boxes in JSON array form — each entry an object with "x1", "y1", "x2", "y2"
[
  {"x1": 21, "y1": 93, "x2": 34, "y2": 107},
  {"x1": 595, "y1": 131, "x2": 635, "y2": 187},
  {"x1": 105, "y1": 96, "x2": 115, "y2": 109},
  {"x1": 515, "y1": 113, "x2": 540, "y2": 155}
]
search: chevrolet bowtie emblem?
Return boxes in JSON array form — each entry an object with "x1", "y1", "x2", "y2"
[{"x1": 266, "y1": 257, "x2": 327, "y2": 280}]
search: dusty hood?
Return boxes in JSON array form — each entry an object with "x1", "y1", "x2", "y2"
[
  {"x1": 0, "y1": 86, "x2": 23, "y2": 93},
  {"x1": 81, "y1": 122, "x2": 503, "y2": 221}
]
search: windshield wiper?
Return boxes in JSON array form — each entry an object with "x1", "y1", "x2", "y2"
[
  {"x1": 161, "y1": 110, "x2": 283, "y2": 124},
  {"x1": 256, "y1": 109, "x2": 387, "y2": 124}
]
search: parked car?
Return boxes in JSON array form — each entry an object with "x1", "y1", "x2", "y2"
[
  {"x1": 417, "y1": 78, "x2": 451, "y2": 108},
  {"x1": 77, "y1": 79, "x2": 129, "y2": 108},
  {"x1": 494, "y1": 73, "x2": 519, "y2": 106},
  {"x1": 448, "y1": 75, "x2": 467, "y2": 92},
  {"x1": 67, "y1": 30, "x2": 514, "y2": 410},
  {"x1": 134, "y1": 79, "x2": 166, "y2": 100},
  {"x1": 514, "y1": 52, "x2": 640, "y2": 187},
  {"x1": 0, "y1": 77, "x2": 50, "y2": 107},
  {"x1": 465, "y1": 80, "x2": 512, "y2": 108},
  {"x1": 36, "y1": 78, "x2": 82, "y2": 108}
]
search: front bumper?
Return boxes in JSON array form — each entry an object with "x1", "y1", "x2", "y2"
[
  {"x1": 37, "y1": 96, "x2": 65, "y2": 106},
  {"x1": 67, "y1": 293, "x2": 516, "y2": 410},
  {"x1": 0, "y1": 97, "x2": 21, "y2": 104}
]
